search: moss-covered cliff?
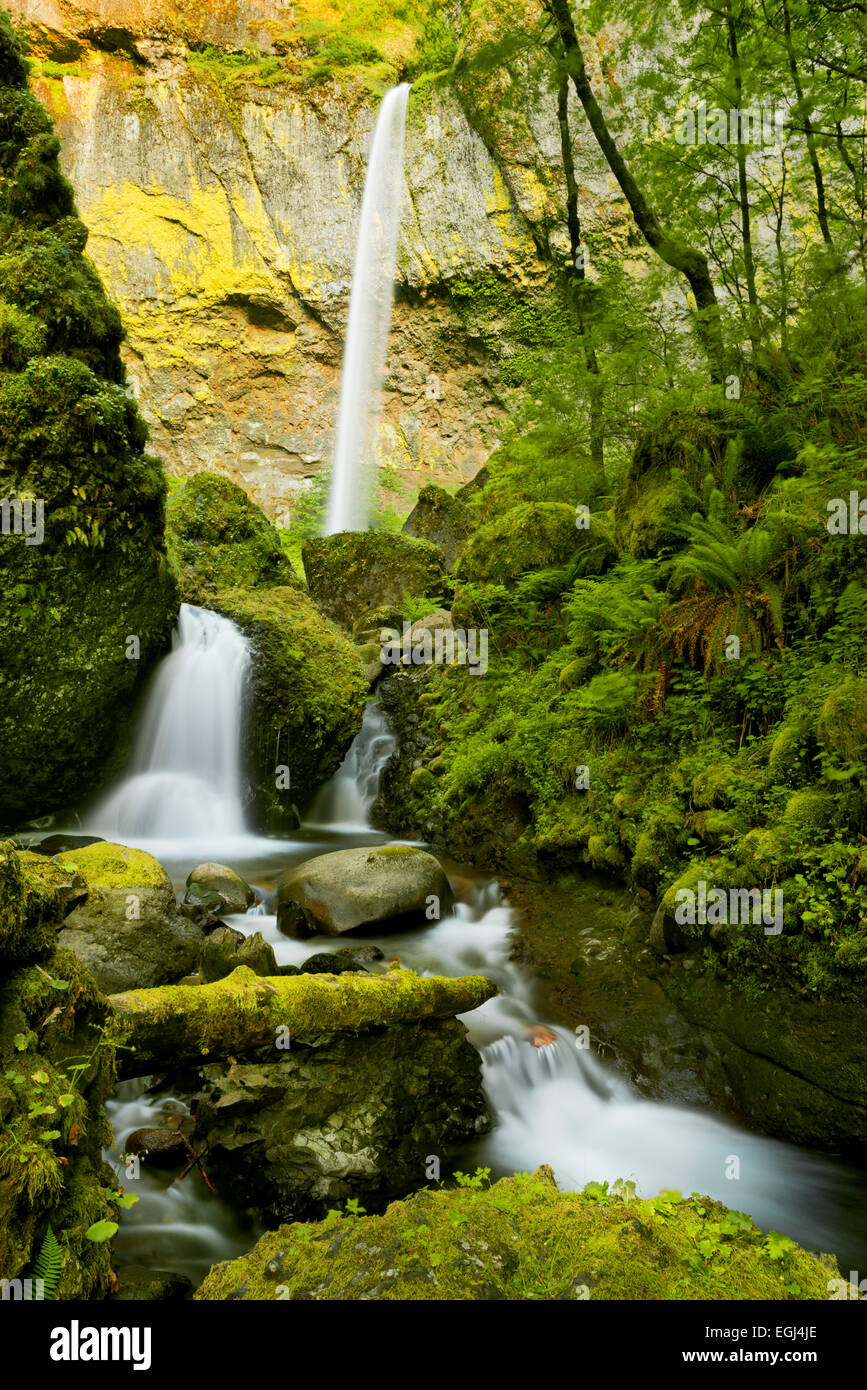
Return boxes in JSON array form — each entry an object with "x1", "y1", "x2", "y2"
[
  {"x1": 0, "y1": 11, "x2": 176, "y2": 827},
  {"x1": 7, "y1": 0, "x2": 632, "y2": 520}
]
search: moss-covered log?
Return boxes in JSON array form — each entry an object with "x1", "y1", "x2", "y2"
[{"x1": 108, "y1": 965, "x2": 497, "y2": 1077}]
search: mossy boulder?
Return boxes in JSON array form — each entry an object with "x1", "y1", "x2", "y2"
[
  {"x1": 402, "y1": 483, "x2": 472, "y2": 569},
  {"x1": 302, "y1": 531, "x2": 446, "y2": 630},
  {"x1": 781, "y1": 789, "x2": 836, "y2": 829},
  {"x1": 276, "y1": 845, "x2": 453, "y2": 936},
  {"x1": 216, "y1": 585, "x2": 368, "y2": 826},
  {"x1": 166, "y1": 472, "x2": 296, "y2": 604},
  {"x1": 454, "y1": 501, "x2": 586, "y2": 585},
  {"x1": 816, "y1": 676, "x2": 867, "y2": 764},
  {"x1": 615, "y1": 468, "x2": 700, "y2": 558},
  {"x1": 195, "y1": 1166, "x2": 838, "y2": 1301},
  {"x1": 53, "y1": 841, "x2": 203, "y2": 994},
  {"x1": 0, "y1": 841, "x2": 71, "y2": 966},
  {"x1": 190, "y1": 1017, "x2": 488, "y2": 1225},
  {"x1": 0, "y1": 29, "x2": 177, "y2": 825}
]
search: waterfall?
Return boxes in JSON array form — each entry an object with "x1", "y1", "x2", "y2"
[
  {"x1": 305, "y1": 700, "x2": 397, "y2": 831},
  {"x1": 324, "y1": 83, "x2": 411, "y2": 536},
  {"x1": 86, "y1": 604, "x2": 251, "y2": 842}
]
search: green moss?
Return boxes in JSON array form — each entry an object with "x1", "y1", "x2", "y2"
[
  {"x1": 781, "y1": 790, "x2": 836, "y2": 829},
  {"x1": 0, "y1": 29, "x2": 177, "y2": 823},
  {"x1": 455, "y1": 502, "x2": 584, "y2": 585},
  {"x1": 53, "y1": 841, "x2": 171, "y2": 891},
  {"x1": 0, "y1": 842, "x2": 64, "y2": 966},
  {"x1": 216, "y1": 584, "x2": 367, "y2": 823},
  {"x1": 167, "y1": 472, "x2": 297, "y2": 603},
  {"x1": 196, "y1": 1167, "x2": 838, "y2": 1301},
  {"x1": 303, "y1": 531, "x2": 446, "y2": 629},
  {"x1": 816, "y1": 676, "x2": 867, "y2": 764}
]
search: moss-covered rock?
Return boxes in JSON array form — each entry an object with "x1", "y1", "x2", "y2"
[
  {"x1": 615, "y1": 468, "x2": 700, "y2": 558},
  {"x1": 215, "y1": 585, "x2": 367, "y2": 825},
  {"x1": 401, "y1": 483, "x2": 472, "y2": 569},
  {"x1": 53, "y1": 841, "x2": 203, "y2": 994},
  {"x1": 0, "y1": 22, "x2": 176, "y2": 825},
  {"x1": 195, "y1": 1165, "x2": 839, "y2": 1301},
  {"x1": 454, "y1": 501, "x2": 586, "y2": 585},
  {"x1": 166, "y1": 472, "x2": 296, "y2": 604},
  {"x1": 816, "y1": 676, "x2": 867, "y2": 764},
  {"x1": 302, "y1": 531, "x2": 446, "y2": 630}
]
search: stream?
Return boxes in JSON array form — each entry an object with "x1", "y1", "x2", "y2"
[{"x1": 67, "y1": 606, "x2": 867, "y2": 1288}]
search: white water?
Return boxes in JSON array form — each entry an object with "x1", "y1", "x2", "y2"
[
  {"x1": 305, "y1": 700, "x2": 397, "y2": 831},
  {"x1": 324, "y1": 84, "x2": 410, "y2": 535},
  {"x1": 85, "y1": 604, "x2": 268, "y2": 859},
  {"x1": 93, "y1": 691, "x2": 867, "y2": 1281}
]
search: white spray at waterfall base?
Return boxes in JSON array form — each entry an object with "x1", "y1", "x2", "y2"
[
  {"x1": 324, "y1": 84, "x2": 410, "y2": 536},
  {"x1": 84, "y1": 604, "x2": 265, "y2": 858}
]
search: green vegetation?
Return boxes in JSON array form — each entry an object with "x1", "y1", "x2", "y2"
[
  {"x1": 0, "y1": 13, "x2": 176, "y2": 824},
  {"x1": 196, "y1": 1165, "x2": 838, "y2": 1300},
  {"x1": 382, "y1": 0, "x2": 867, "y2": 1001},
  {"x1": 165, "y1": 471, "x2": 367, "y2": 826}
]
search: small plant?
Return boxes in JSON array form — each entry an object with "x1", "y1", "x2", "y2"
[{"x1": 30, "y1": 1227, "x2": 62, "y2": 1299}]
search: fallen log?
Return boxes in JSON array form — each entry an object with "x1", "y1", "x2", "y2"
[{"x1": 107, "y1": 964, "x2": 498, "y2": 1078}]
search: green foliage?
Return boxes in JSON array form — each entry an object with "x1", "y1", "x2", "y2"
[{"x1": 30, "y1": 1226, "x2": 62, "y2": 1298}]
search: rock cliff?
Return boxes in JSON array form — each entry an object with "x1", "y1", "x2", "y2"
[{"x1": 10, "y1": 0, "x2": 631, "y2": 517}]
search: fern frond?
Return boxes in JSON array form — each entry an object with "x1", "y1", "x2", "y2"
[{"x1": 31, "y1": 1226, "x2": 62, "y2": 1300}]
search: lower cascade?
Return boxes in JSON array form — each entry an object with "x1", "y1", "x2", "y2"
[{"x1": 85, "y1": 604, "x2": 252, "y2": 844}]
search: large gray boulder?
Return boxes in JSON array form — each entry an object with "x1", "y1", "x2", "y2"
[
  {"x1": 276, "y1": 845, "x2": 452, "y2": 937},
  {"x1": 54, "y1": 841, "x2": 203, "y2": 994}
]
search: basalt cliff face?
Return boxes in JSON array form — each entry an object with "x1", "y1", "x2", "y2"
[{"x1": 9, "y1": 0, "x2": 632, "y2": 517}]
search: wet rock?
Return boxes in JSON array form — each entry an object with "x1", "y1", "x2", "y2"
[
  {"x1": 402, "y1": 484, "x2": 472, "y2": 570},
  {"x1": 33, "y1": 833, "x2": 105, "y2": 856},
  {"x1": 338, "y1": 945, "x2": 385, "y2": 964},
  {"x1": 191, "y1": 1018, "x2": 488, "y2": 1223},
  {"x1": 276, "y1": 845, "x2": 452, "y2": 937},
  {"x1": 179, "y1": 901, "x2": 226, "y2": 932},
  {"x1": 185, "y1": 861, "x2": 255, "y2": 915},
  {"x1": 299, "y1": 952, "x2": 368, "y2": 975},
  {"x1": 113, "y1": 1266, "x2": 193, "y2": 1301},
  {"x1": 200, "y1": 926, "x2": 277, "y2": 983},
  {"x1": 125, "y1": 1127, "x2": 189, "y2": 1169}
]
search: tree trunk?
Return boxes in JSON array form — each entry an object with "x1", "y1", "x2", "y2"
[
  {"x1": 782, "y1": 0, "x2": 835, "y2": 246},
  {"x1": 107, "y1": 965, "x2": 498, "y2": 1078},
  {"x1": 726, "y1": 10, "x2": 761, "y2": 350},
  {"x1": 555, "y1": 70, "x2": 605, "y2": 473},
  {"x1": 545, "y1": 0, "x2": 725, "y2": 380}
]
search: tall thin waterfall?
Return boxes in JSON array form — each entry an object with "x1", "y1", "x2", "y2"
[
  {"x1": 324, "y1": 83, "x2": 411, "y2": 536},
  {"x1": 86, "y1": 604, "x2": 251, "y2": 841}
]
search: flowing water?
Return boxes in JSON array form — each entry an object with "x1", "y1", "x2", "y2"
[
  {"x1": 80, "y1": 607, "x2": 867, "y2": 1285},
  {"x1": 324, "y1": 84, "x2": 411, "y2": 536}
]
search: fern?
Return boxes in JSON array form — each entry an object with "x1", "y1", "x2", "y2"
[{"x1": 30, "y1": 1226, "x2": 62, "y2": 1300}]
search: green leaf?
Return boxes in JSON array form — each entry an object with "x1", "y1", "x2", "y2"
[{"x1": 85, "y1": 1220, "x2": 118, "y2": 1244}]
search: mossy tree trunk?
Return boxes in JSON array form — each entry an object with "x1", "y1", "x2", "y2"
[{"x1": 107, "y1": 966, "x2": 498, "y2": 1077}]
